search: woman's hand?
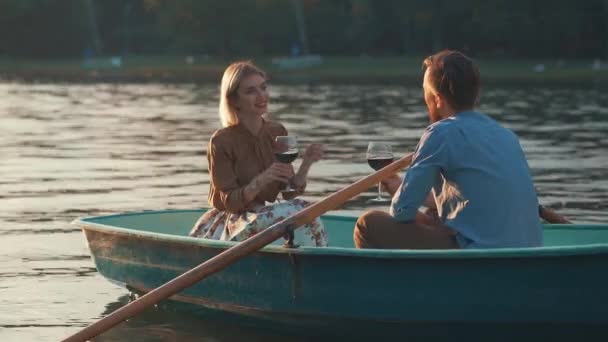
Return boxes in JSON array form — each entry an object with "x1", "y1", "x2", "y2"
[
  {"x1": 258, "y1": 163, "x2": 295, "y2": 186},
  {"x1": 244, "y1": 163, "x2": 294, "y2": 204},
  {"x1": 289, "y1": 143, "x2": 325, "y2": 193},
  {"x1": 301, "y1": 143, "x2": 324, "y2": 166}
]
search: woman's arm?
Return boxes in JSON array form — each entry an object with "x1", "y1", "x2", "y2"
[
  {"x1": 283, "y1": 143, "x2": 324, "y2": 199},
  {"x1": 244, "y1": 163, "x2": 294, "y2": 202}
]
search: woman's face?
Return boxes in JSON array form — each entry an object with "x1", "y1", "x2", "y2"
[{"x1": 234, "y1": 73, "x2": 268, "y2": 118}]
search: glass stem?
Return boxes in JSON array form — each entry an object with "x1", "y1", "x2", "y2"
[{"x1": 377, "y1": 182, "x2": 383, "y2": 200}]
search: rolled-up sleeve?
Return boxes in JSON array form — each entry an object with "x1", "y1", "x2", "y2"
[
  {"x1": 390, "y1": 125, "x2": 449, "y2": 222},
  {"x1": 207, "y1": 136, "x2": 248, "y2": 213}
]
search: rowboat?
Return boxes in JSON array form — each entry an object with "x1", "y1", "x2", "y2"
[{"x1": 75, "y1": 209, "x2": 608, "y2": 333}]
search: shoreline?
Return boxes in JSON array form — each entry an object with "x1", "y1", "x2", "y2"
[{"x1": 1, "y1": 56, "x2": 606, "y2": 86}]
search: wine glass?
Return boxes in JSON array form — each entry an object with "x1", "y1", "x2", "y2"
[
  {"x1": 274, "y1": 136, "x2": 299, "y2": 192},
  {"x1": 366, "y1": 142, "x2": 394, "y2": 202}
]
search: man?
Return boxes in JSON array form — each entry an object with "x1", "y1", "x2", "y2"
[{"x1": 354, "y1": 50, "x2": 555, "y2": 249}]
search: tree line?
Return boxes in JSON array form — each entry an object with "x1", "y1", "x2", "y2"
[{"x1": 0, "y1": 0, "x2": 606, "y2": 59}]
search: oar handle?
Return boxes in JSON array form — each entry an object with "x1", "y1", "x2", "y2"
[
  {"x1": 293, "y1": 153, "x2": 413, "y2": 226},
  {"x1": 539, "y1": 205, "x2": 571, "y2": 224},
  {"x1": 63, "y1": 153, "x2": 414, "y2": 342}
]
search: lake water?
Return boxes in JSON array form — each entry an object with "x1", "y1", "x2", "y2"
[{"x1": 1, "y1": 82, "x2": 607, "y2": 341}]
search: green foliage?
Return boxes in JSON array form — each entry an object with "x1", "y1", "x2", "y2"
[
  {"x1": 142, "y1": 0, "x2": 297, "y2": 55},
  {"x1": 0, "y1": 0, "x2": 605, "y2": 58},
  {"x1": 0, "y1": 0, "x2": 89, "y2": 58}
]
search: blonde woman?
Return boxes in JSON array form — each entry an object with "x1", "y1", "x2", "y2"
[{"x1": 189, "y1": 61, "x2": 328, "y2": 247}]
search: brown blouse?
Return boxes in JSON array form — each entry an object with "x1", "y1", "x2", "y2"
[{"x1": 207, "y1": 119, "x2": 288, "y2": 213}]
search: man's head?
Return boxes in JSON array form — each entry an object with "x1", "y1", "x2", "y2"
[{"x1": 422, "y1": 50, "x2": 480, "y2": 123}]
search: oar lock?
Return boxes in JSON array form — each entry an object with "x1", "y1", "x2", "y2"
[{"x1": 283, "y1": 224, "x2": 300, "y2": 248}]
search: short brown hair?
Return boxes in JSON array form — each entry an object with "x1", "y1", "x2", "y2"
[{"x1": 423, "y1": 50, "x2": 480, "y2": 111}]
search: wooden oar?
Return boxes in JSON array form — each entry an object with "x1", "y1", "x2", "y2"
[
  {"x1": 63, "y1": 153, "x2": 415, "y2": 342},
  {"x1": 539, "y1": 205, "x2": 571, "y2": 224}
]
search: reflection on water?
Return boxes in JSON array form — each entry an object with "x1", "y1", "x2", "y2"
[
  {"x1": 91, "y1": 295, "x2": 606, "y2": 342},
  {"x1": 93, "y1": 295, "x2": 312, "y2": 342},
  {"x1": 1, "y1": 82, "x2": 607, "y2": 341}
]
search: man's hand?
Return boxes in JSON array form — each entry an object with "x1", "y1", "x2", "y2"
[{"x1": 380, "y1": 173, "x2": 402, "y2": 196}]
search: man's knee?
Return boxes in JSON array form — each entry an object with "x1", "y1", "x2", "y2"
[
  {"x1": 354, "y1": 210, "x2": 388, "y2": 248},
  {"x1": 356, "y1": 210, "x2": 387, "y2": 228}
]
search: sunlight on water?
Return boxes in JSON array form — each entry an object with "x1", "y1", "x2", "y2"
[{"x1": 1, "y1": 82, "x2": 607, "y2": 341}]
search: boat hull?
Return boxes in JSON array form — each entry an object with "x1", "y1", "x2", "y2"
[{"x1": 80, "y1": 210, "x2": 608, "y2": 325}]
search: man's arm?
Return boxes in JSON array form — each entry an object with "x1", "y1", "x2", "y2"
[
  {"x1": 382, "y1": 175, "x2": 436, "y2": 209},
  {"x1": 390, "y1": 124, "x2": 449, "y2": 223},
  {"x1": 390, "y1": 164, "x2": 441, "y2": 222}
]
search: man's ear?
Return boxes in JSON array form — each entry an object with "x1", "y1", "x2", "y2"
[{"x1": 434, "y1": 93, "x2": 443, "y2": 109}]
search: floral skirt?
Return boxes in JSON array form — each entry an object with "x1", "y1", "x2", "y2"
[{"x1": 189, "y1": 199, "x2": 328, "y2": 247}]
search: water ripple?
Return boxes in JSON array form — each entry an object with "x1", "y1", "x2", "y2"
[{"x1": 1, "y1": 82, "x2": 607, "y2": 341}]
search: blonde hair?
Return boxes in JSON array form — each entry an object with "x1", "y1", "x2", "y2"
[{"x1": 218, "y1": 61, "x2": 267, "y2": 127}]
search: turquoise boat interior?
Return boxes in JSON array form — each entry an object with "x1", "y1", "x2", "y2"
[{"x1": 79, "y1": 209, "x2": 608, "y2": 255}]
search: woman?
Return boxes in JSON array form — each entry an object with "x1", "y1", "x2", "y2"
[{"x1": 189, "y1": 61, "x2": 328, "y2": 247}]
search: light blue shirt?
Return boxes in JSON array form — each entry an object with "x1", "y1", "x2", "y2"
[{"x1": 390, "y1": 111, "x2": 542, "y2": 248}]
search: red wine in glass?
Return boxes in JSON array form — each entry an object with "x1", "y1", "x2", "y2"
[
  {"x1": 366, "y1": 142, "x2": 394, "y2": 202},
  {"x1": 367, "y1": 156, "x2": 394, "y2": 171},
  {"x1": 275, "y1": 151, "x2": 299, "y2": 164},
  {"x1": 274, "y1": 136, "x2": 298, "y2": 192}
]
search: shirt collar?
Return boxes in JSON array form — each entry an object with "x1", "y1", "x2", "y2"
[{"x1": 235, "y1": 117, "x2": 267, "y2": 139}]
